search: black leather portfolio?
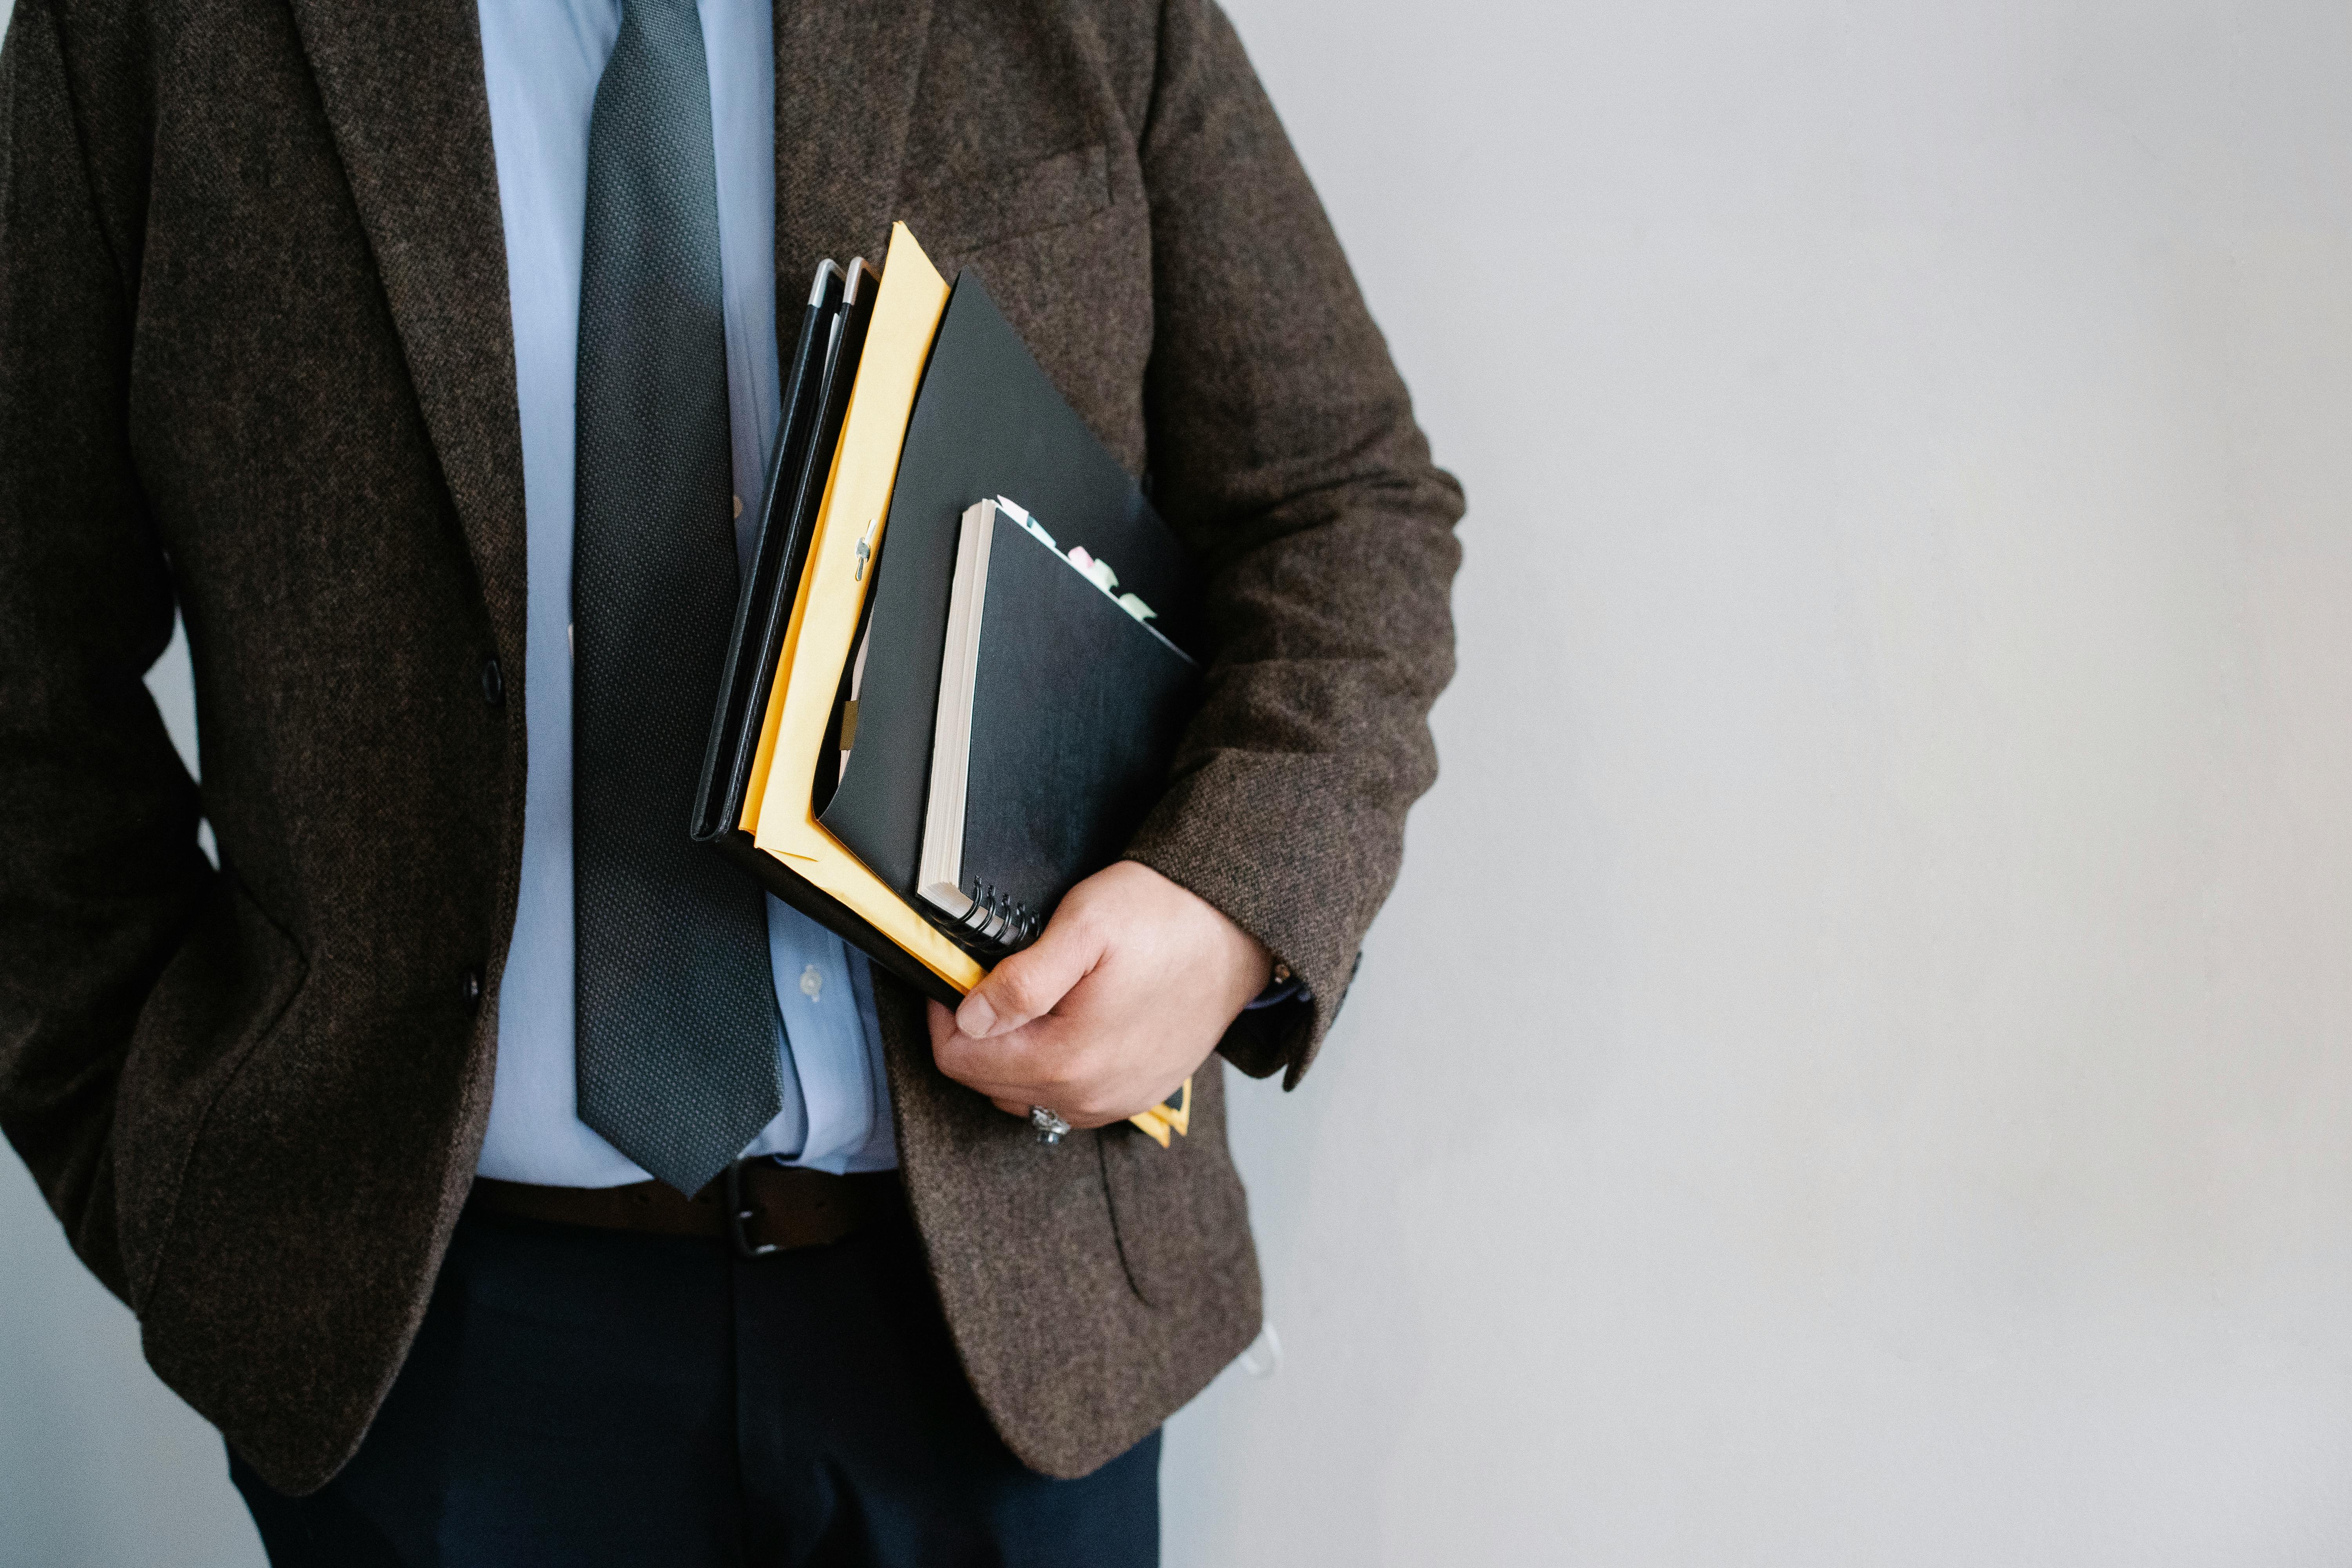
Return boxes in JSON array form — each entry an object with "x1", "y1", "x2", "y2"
[
  {"x1": 693, "y1": 256, "x2": 872, "y2": 844},
  {"x1": 689, "y1": 255, "x2": 967, "y2": 1004}
]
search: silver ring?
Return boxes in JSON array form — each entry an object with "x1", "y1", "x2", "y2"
[{"x1": 1029, "y1": 1105, "x2": 1072, "y2": 1145}]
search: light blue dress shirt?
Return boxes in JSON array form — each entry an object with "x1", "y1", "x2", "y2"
[{"x1": 474, "y1": 0, "x2": 896, "y2": 1184}]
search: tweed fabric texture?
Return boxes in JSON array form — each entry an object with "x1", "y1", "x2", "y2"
[
  {"x1": 570, "y1": 0, "x2": 783, "y2": 1198},
  {"x1": 0, "y1": 0, "x2": 1463, "y2": 1491}
]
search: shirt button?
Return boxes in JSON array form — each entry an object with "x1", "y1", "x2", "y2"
[
  {"x1": 462, "y1": 967, "x2": 484, "y2": 1010},
  {"x1": 480, "y1": 656, "x2": 505, "y2": 706}
]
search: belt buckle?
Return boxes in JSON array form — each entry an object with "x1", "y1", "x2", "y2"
[{"x1": 722, "y1": 1160, "x2": 779, "y2": 1260}]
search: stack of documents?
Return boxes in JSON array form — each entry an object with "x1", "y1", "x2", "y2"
[{"x1": 691, "y1": 223, "x2": 1204, "y2": 1107}]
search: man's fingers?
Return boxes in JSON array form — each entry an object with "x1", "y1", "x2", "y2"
[
  {"x1": 931, "y1": 998, "x2": 1180, "y2": 1128},
  {"x1": 930, "y1": 998, "x2": 1064, "y2": 1101},
  {"x1": 954, "y1": 908, "x2": 1105, "y2": 1039},
  {"x1": 935, "y1": 1013, "x2": 1088, "y2": 1101}
]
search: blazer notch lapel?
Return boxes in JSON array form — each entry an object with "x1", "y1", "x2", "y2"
[
  {"x1": 772, "y1": 0, "x2": 938, "y2": 294},
  {"x1": 285, "y1": 0, "x2": 527, "y2": 660}
]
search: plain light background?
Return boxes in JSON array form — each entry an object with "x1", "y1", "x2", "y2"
[{"x1": 7, "y1": 0, "x2": 2352, "y2": 1563}]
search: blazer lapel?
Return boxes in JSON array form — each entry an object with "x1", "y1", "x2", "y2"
[
  {"x1": 284, "y1": 0, "x2": 942, "y2": 661},
  {"x1": 285, "y1": 0, "x2": 528, "y2": 664},
  {"x1": 773, "y1": 0, "x2": 938, "y2": 288}
]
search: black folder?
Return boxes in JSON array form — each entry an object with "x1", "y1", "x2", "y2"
[{"x1": 817, "y1": 273, "x2": 1201, "y2": 912}]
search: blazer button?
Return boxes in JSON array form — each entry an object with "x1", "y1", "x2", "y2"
[
  {"x1": 480, "y1": 656, "x2": 505, "y2": 705},
  {"x1": 462, "y1": 967, "x2": 484, "y2": 1010}
]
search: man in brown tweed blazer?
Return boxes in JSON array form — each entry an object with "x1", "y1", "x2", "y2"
[{"x1": 0, "y1": 0, "x2": 1460, "y2": 1557}]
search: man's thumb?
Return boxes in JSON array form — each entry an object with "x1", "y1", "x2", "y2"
[{"x1": 955, "y1": 913, "x2": 1103, "y2": 1039}]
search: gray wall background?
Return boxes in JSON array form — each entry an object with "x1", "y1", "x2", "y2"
[{"x1": 8, "y1": 0, "x2": 2352, "y2": 1562}]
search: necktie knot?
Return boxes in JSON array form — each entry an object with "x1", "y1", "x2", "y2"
[{"x1": 620, "y1": 0, "x2": 701, "y2": 31}]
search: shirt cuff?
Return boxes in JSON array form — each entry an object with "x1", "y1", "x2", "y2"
[{"x1": 1244, "y1": 964, "x2": 1310, "y2": 1011}]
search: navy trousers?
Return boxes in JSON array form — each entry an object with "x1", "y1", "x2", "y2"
[{"x1": 229, "y1": 1201, "x2": 1159, "y2": 1566}]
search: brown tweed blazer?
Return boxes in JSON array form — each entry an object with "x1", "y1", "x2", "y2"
[{"x1": 0, "y1": 0, "x2": 1461, "y2": 1494}]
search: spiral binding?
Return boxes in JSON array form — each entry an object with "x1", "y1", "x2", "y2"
[{"x1": 930, "y1": 877, "x2": 1040, "y2": 962}]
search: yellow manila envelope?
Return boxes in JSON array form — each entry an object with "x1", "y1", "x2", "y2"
[{"x1": 745, "y1": 223, "x2": 982, "y2": 995}]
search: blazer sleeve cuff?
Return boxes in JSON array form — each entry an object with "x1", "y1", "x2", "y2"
[{"x1": 1123, "y1": 751, "x2": 1396, "y2": 1089}]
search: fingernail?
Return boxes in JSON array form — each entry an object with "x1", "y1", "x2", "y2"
[{"x1": 957, "y1": 994, "x2": 997, "y2": 1038}]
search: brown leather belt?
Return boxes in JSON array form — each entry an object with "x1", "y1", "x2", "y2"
[{"x1": 468, "y1": 1162, "x2": 904, "y2": 1258}]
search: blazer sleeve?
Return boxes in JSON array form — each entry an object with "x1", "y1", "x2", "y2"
[
  {"x1": 1122, "y1": 0, "x2": 1464, "y2": 1087},
  {"x1": 0, "y1": 0, "x2": 211, "y2": 1301}
]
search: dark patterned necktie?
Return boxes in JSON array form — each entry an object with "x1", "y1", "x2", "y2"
[{"x1": 572, "y1": 0, "x2": 780, "y2": 1196}]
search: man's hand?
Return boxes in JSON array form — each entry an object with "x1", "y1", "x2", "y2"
[{"x1": 928, "y1": 860, "x2": 1274, "y2": 1128}]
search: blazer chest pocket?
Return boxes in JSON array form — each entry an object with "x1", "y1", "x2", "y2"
[{"x1": 907, "y1": 142, "x2": 1112, "y2": 257}]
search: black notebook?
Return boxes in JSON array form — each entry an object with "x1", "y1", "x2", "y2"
[
  {"x1": 817, "y1": 272, "x2": 1201, "y2": 912},
  {"x1": 917, "y1": 499, "x2": 1200, "y2": 955}
]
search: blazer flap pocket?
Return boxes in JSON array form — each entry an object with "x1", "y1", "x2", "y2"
[
  {"x1": 1096, "y1": 1069, "x2": 1251, "y2": 1308},
  {"x1": 910, "y1": 143, "x2": 1112, "y2": 255}
]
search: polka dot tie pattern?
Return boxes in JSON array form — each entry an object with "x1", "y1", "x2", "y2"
[{"x1": 570, "y1": 0, "x2": 781, "y2": 1196}]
